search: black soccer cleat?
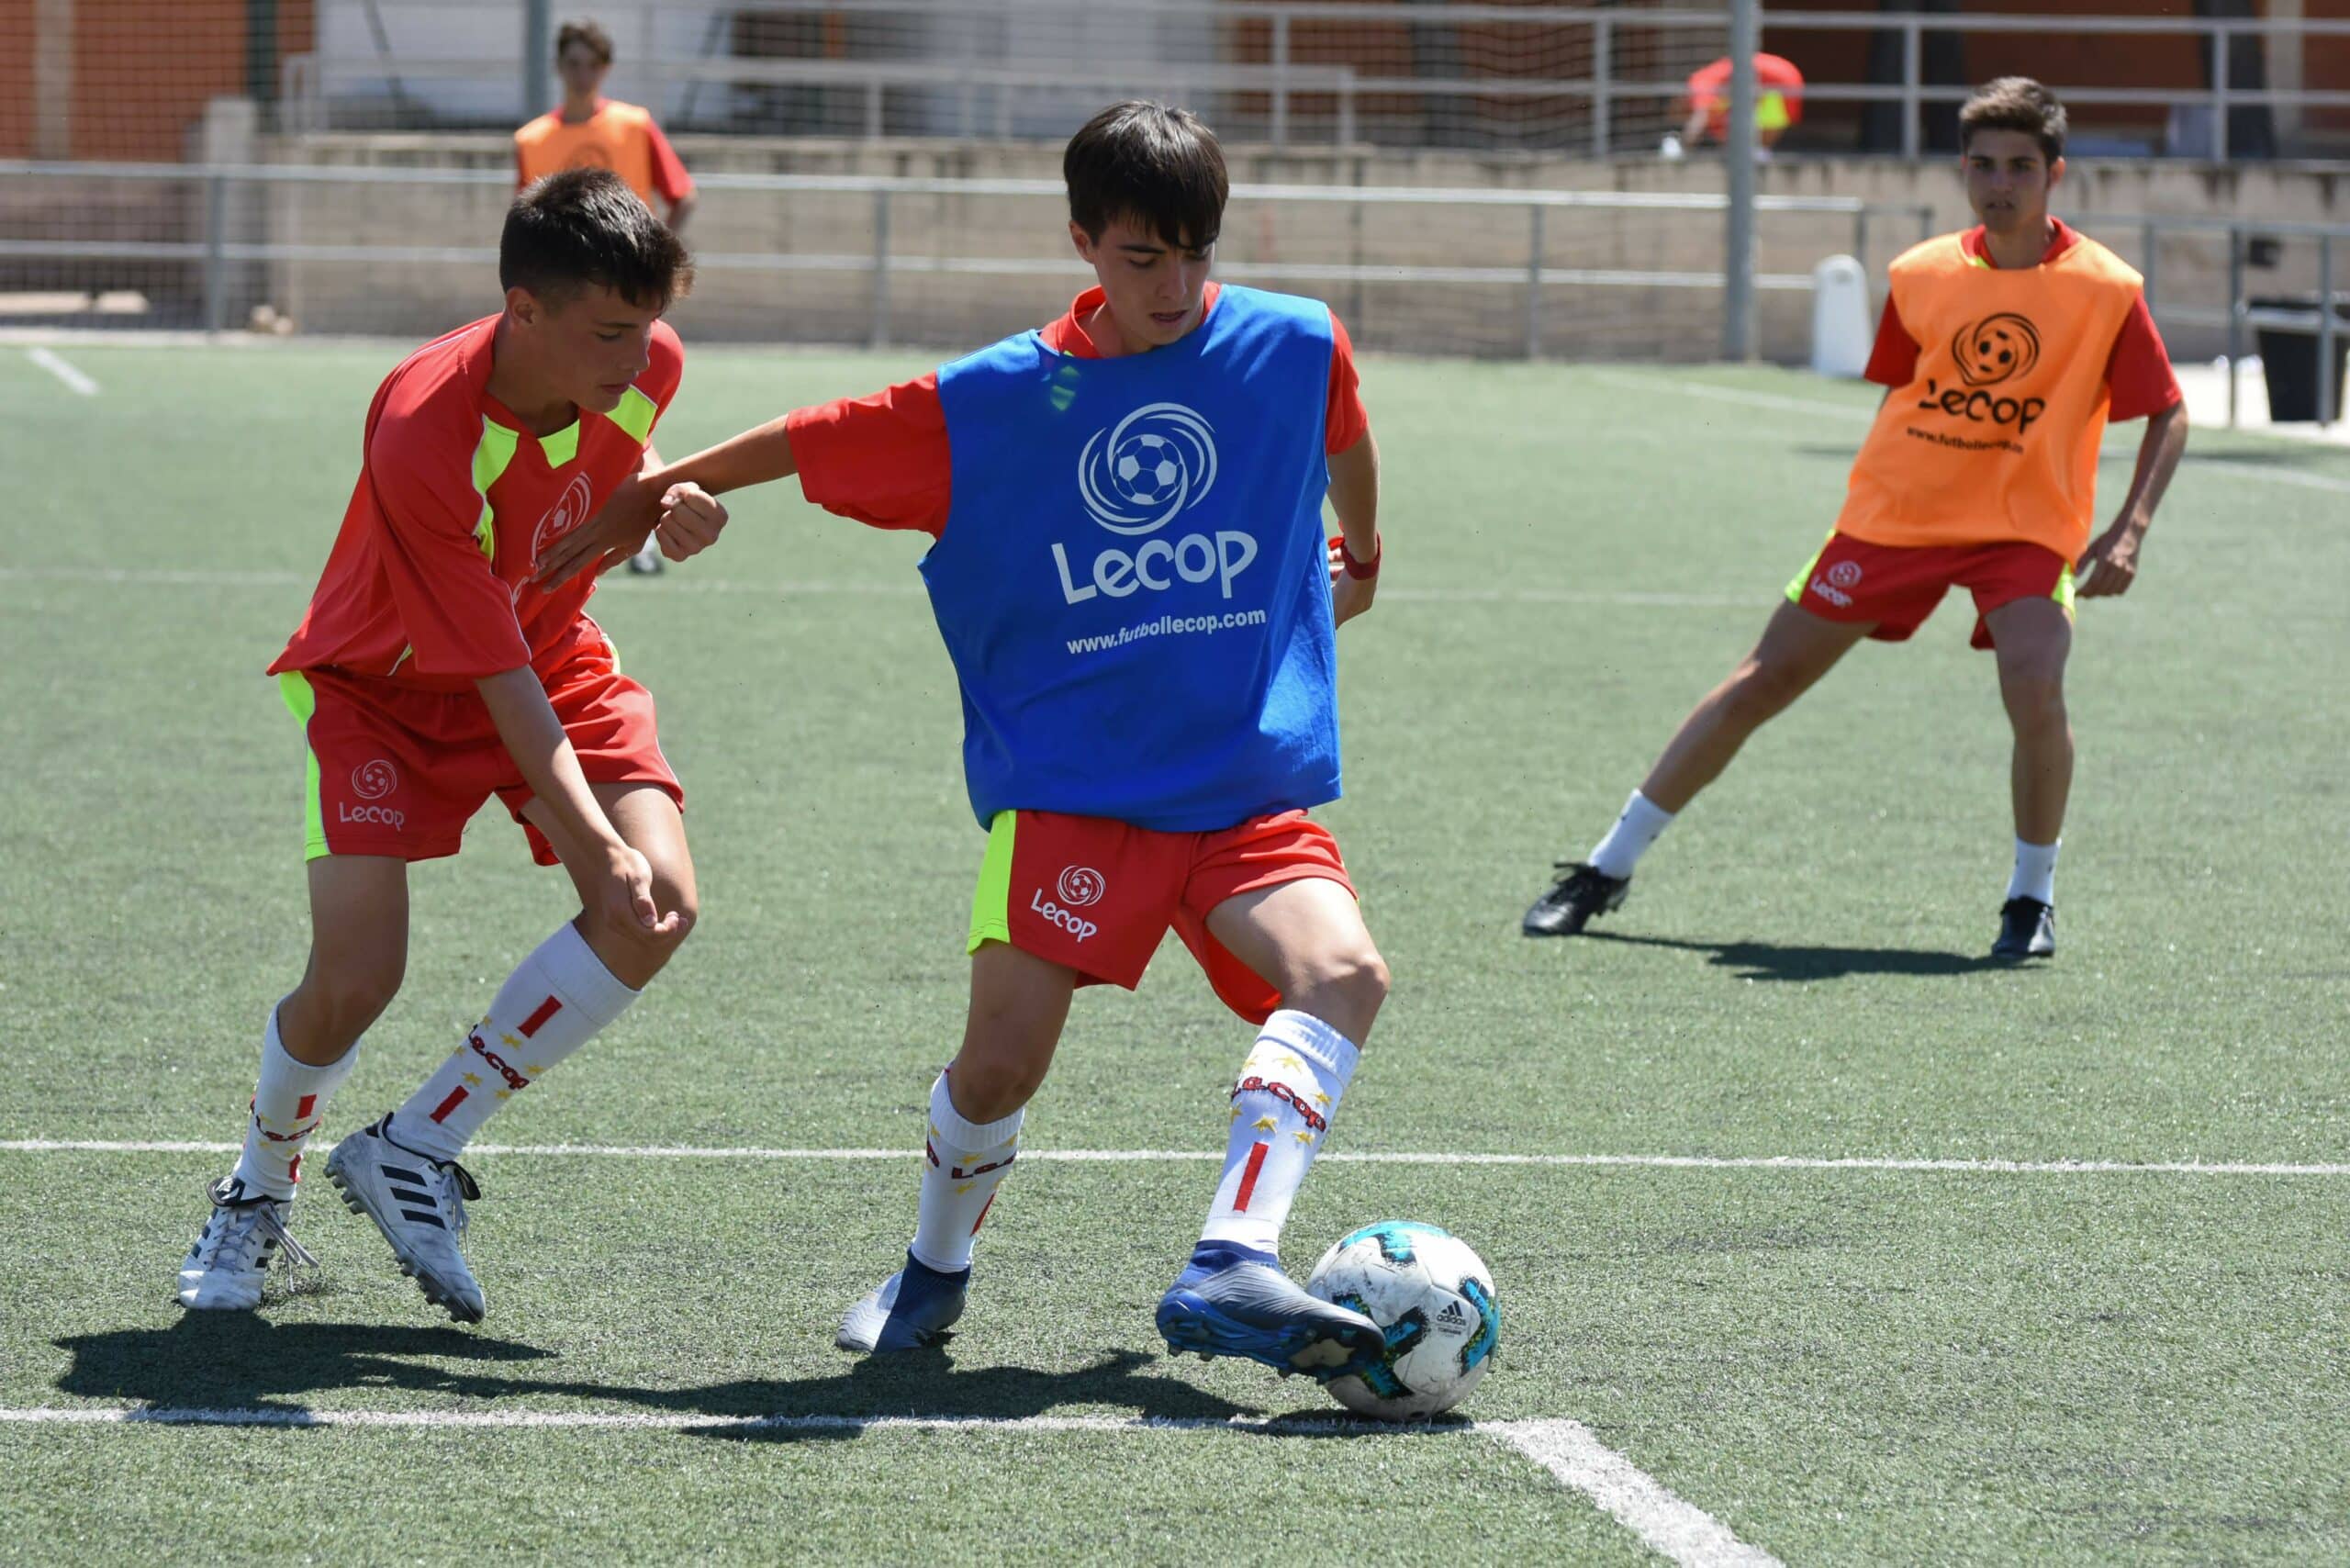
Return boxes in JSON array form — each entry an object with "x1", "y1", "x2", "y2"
[
  {"x1": 1991, "y1": 896, "x2": 2055, "y2": 960},
  {"x1": 1523, "y1": 861, "x2": 1630, "y2": 937}
]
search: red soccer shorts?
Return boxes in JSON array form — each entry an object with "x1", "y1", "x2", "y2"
[
  {"x1": 1786, "y1": 532, "x2": 2075, "y2": 649},
  {"x1": 968, "y1": 808, "x2": 1355, "y2": 1025},
  {"x1": 278, "y1": 620, "x2": 682, "y2": 866}
]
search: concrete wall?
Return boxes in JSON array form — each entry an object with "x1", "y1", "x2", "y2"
[{"x1": 253, "y1": 132, "x2": 2350, "y2": 361}]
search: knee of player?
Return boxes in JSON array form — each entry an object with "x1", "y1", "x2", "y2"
[
  {"x1": 948, "y1": 1054, "x2": 1046, "y2": 1121},
  {"x1": 1728, "y1": 657, "x2": 1806, "y2": 718},
  {"x1": 1300, "y1": 944, "x2": 1390, "y2": 1021},
  {"x1": 308, "y1": 959, "x2": 404, "y2": 1036},
  {"x1": 2001, "y1": 670, "x2": 2067, "y2": 724}
]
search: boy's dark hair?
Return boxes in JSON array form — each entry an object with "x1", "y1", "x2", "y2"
[
  {"x1": 501, "y1": 168, "x2": 692, "y2": 311},
  {"x1": 1960, "y1": 77, "x2": 2066, "y2": 163},
  {"x1": 1063, "y1": 101, "x2": 1228, "y2": 251},
  {"x1": 555, "y1": 18, "x2": 613, "y2": 64}
]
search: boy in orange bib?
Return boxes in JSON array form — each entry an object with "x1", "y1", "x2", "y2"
[{"x1": 1527, "y1": 78, "x2": 2188, "y2": 960}]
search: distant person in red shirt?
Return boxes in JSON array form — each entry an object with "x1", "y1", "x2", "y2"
[
  {"x1": 1678, "y1": 53, "x2": 1806, "y2": 153},
  {"x1": 175, "y1": 169, "x2": 722, "y2": 1323}
]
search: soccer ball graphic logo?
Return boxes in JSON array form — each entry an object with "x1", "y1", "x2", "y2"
[
  {"x1": 1077, "y1": 401, "x2": 1218, "y2": 535},
  {"x1": 1305, "y1": 1220, "x2": 1500, "y2": 1419},
  {"x1": 1114, "y1": 433, "x2": 1182, "y2": 506},
  {"x1": 1950, "y1": 312, "x2": 2041, "y2": 387}
]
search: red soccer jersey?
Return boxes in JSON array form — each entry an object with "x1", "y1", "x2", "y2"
[
  {"x1": 784, "y1": 283, "x2": 1371, "y2": 537},
  {"x1": 271, "y1": 315, "x2": 683, "y2": 691},
  {"x1": 1863, "y1": 219, "x2": 2182, "y2": 421}
]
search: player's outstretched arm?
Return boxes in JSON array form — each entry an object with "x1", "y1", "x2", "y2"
[
  {"x1": 2076, "y1": 400, "x2": 2188, "y2": 599},
  {"x1": 1326, "y1": 430, "x2": 1382, "y2": 627},
  {"x1": 538, "y1": 418, "x2": 799, "y2": 587},
  {"x1": 476, "y1": 666, "x2": 679, "y2": 936}
]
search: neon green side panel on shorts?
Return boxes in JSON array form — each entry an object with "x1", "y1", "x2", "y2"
[
  {"x1": 1785, "y1": 532, "x2": 1834, "y2": 603},
  {"x1": 277, "y1": 671, "x2": 330, "y2": 862},
  {"x1": 472, "y1": 420, "x2": 522, "y2": 562},
  {"x1": 967, "y1": 811, "x2": 1019, "y2": 955},
  {"x1": 2053, "y1": 562, "x2": 2076, "y2": 615}
]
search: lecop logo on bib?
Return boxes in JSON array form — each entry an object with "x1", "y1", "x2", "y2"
[{"x1": 1057, "y1": 400, "x2": 1257, "y2": 607}]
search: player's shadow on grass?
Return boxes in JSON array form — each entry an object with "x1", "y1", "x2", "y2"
[
  {"x1": 54, "y1": 1323, "x2": 1303, "y2": 1437},
  {"x1": 54, "y1": 1315, "x2": 557, "y2": 1414},
  {"x1": 558, "y1": 1348, "x2": 1278, "y2": 1440},
  {"x1": 1583, "y1": 930, "x2": 2014, "y2": 981}
]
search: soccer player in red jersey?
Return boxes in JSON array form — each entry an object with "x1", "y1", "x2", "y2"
[
  {"x1": 177, "y1": 169, "x2": 719, "y2": 1320},
  {"x1": 544, "y1": 104, "x2": 1397, "y2": 1383},
  {"x1": 1526, "y1": 80, "x2": 2189, "y2": 960}
]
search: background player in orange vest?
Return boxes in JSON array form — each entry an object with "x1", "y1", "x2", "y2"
[
  {"x1": 518, "y1": 20, "x2": 698, "y2": 575},
  {"x1": 1527, "y1": 78, "x2": 2188, "y2": 961}
]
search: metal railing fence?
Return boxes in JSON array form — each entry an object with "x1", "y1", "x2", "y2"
[
  {"x1": 288, "y1": 3, "x2": 2350, "y2": 157},
  {"x1": 0, "y1": 159, "x2": 1929, "y2": 361}
]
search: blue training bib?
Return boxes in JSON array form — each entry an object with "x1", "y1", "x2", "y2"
[{"x1": 922, "y1": 286, "x2": 1341, "y2": 833}]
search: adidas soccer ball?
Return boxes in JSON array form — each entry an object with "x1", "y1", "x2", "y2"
[{"x1": 1305, "y1": 1220, "x2": 1500, "y2": 1420}]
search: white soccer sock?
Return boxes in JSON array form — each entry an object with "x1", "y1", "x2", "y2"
[
  {"x1": 229, "y1": 1007, "x2": 361, "y2": 1201},
  {"x1": 1587, "y1": 790, "x2": 1675, "y2": 879},
  {"x1": 389, "y1": 922, "x2": 640, "y2": 1162},
  {"x1": 1200, "y1": 1010, "x2": 1360, "y2": 1257},
  {"x1": 909, "y1": 1071, "x2": 1024, "y2": 1273},
  {"x1": 2008, "y1": 837, "x2": 2060, "y2": 904}
]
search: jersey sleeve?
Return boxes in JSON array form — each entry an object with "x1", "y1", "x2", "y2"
[
  {"x1": 1326, "y1": 309, "x2": 1371, "y2": 454},
  {"x1": 365, "y1": 406, "x2": 532, "y2": 678},
  {"x1": 784, "y1": 373, "x2": 954, "y2": 537},
  {"x1": 2103, "y1": 295, "x2": 2183, "y2": 420},
  {"x1": 643, "y1": 118, "x2": 694, "y2": 206},
  {"x1": 1863, "y1": 296, "x2": 1920, "y2": 387}
]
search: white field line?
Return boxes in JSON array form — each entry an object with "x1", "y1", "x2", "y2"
[
  {"x1": 2, "y1": 1138, "x2": 2344, "y2": 1176},
  {"x1": 0, "y1": 1404, "x2": 1774, "y2": 1562},
  {"x1": 0, "y1": 565, "x2": 1764, "y2": 610},
  {"x1": 1593, "y1": 368, "x2": 2350, "y2": 498},
  {"x1": 24, "y1": 347, "x2": 99, "y2": 396},
  {"x1": 1499, "y1": 1420, "x2": 1784, "y2": 1568}
]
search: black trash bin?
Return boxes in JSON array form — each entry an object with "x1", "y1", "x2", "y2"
[{"x1": 2253, "y1": 294, "x2": 2350, "y2": 422}]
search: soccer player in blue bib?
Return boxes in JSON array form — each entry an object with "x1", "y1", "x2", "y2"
[{"x1": 542, "y1": 101, "x2": 1391, "y2": 1381}]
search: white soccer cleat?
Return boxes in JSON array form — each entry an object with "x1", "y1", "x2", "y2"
[
  {"x1": 176, "y1": 1177, "x2": 317, "y2": 1311},
  {"x1": 325, "y1": 1114, "x2": 487, "y2": 1324}
]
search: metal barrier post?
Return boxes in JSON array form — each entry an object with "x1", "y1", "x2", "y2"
[
  {"x1": 1525, "y1": 202, "x2": 1545, "y2": 359},
  {"x1": 2321, "y1": 233, "x2": 2338, "y2": 429},
  {"x1": 865, "y1": 78, "x2": 882, "y2": 140},
  {"x1": 1853, "y1": 208, "x2": 1869, "y2": 275},
  {"x1": 521, "y1": 0, "x2": 552, "y2": 121},
  {"x1": 2141, "y1": 220, "x2": 2157, "y2": 315},
  {"x1": 1271, "y1": 13, "x2": 1290, "y2": 149},
  {"x1": 1901, "y1": 20, "x2": 1921, "y2": 160},
  {"x1": 2225, "y1": 226, "x2": 2243, "y2": 430},
  {"x1": 1591, "y1": 15, "x2": 1611, "y2": 158},
  {"x1": 1722, "y1": 0, "x2": 1759, "y2": 362},
  {"x1": 869, "y1": 187, "x2": 891, "y2": 350},
  {"x1": 203, "y1": 169, "x2": 229, "y2": 335},
  {"x1": 2213, "y1": 31, "x2": 2230, "y2": 164},
  {"x1": 1338, "y1": 77, "x2": 1356, "y2": 146}
]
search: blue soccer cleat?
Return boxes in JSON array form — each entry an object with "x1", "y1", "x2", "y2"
[
  {"x1": 836, "y1": 1249, "x2": 971, "y2": 1354},
  {"x1": 1156, "y1": 1241, "x2": 1384, "y2": 1379}
]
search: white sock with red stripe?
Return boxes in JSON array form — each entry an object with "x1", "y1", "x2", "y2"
[
  {"x1": 387, "y1": 922, "x2": 639, "y2": 1162},
  {"x1": 908, "y1": 1070, "x2": 1024, "y2": 1274},
  {"x1": 1199, "y1": 1010, "x2": 1360, "y2": 1257},
  {"x1": 229, "y1": 1006, "x2": 360, "y2": 1201}
]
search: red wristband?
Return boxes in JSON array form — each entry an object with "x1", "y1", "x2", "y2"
[{"x1": 1337, "y1": 533, "x2": 1382, "y2": 580}]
